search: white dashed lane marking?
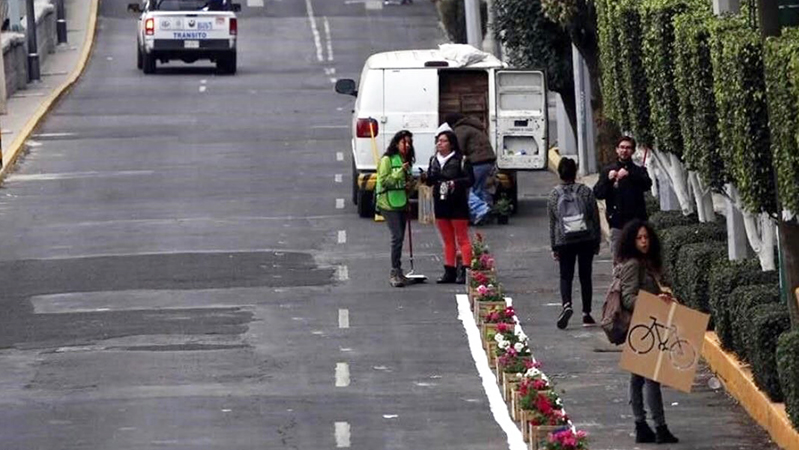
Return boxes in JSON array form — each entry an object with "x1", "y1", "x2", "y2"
[
  {"x1": 336, "y1": 198, "x2": 344, "y2": 209},
  {"x1": 335, "y1": 422, "x2": 351, "y2": 447},
  {"x1": 338, "y1": 309, "x2": 349, "y2": 328},
  {"x1": 335, "y1": 363, "x2": 350, "y2": 387},
  {"x1": 337, "y1": 230, "x2": 346, "y2": 244}
]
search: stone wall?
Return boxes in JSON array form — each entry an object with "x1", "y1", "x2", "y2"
[{"x1": 2, "y1": 1, "x2": 56, "y2": 99}]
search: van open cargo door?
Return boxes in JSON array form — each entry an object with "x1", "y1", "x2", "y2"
[{"x1": 493, "y1": 70, "x2": 547, "y2": 170}]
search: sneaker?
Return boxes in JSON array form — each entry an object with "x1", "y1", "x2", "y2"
[
  {"x1": 389, "y1": 269, "x2": 405, "y2": 288},
  {"x1": 557, "y1": 305, "x2": 573, "y2": 329},
  {"x1": 582, "y1": 313, "x2": 597, "y2": 327}
]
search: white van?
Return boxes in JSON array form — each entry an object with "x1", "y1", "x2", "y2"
[{"x1": 335, "y1": 45, "x2": 548, "y2": 218}]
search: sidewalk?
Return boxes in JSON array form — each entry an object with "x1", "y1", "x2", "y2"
[{"x1": 0, "y1": 0, "x2": 96, "y2": 177}]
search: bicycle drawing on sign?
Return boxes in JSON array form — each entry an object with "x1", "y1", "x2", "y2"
[{"x1": 627, "y1": 315, "x2": 698, "y2": 370}]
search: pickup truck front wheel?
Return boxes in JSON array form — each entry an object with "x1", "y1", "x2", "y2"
[
  {"x1": 142, "y1": 52, "x2": 156, "y2": 74},
  {"x1": 217, "y1": 53, "x2": 237, "y2": 74}
]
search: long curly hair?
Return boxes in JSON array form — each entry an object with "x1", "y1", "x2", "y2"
[{"x1": 617, "y1": 219, "x2": 663, "y2": 272}]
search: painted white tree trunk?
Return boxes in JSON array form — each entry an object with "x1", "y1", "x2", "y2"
[
  {"x1": 649, "y1": 149, "x2": 695, "y2": 215},
  {"x1": 727, "y1": 185, "x2": 776, "y2": 271},
  {"x1": 646, "y1": 159, "x2": 659, "y2": 199},
  {"x1": 688, "y1": 171, "x2": 716, "y2": 222}
]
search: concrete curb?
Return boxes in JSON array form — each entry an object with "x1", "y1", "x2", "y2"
[
  {"x1": 0, "y1": 0, "x2": 99, "y2": 181},
  {"x1": 702, "y1": 332, "x2": 799, "y2": 450}
]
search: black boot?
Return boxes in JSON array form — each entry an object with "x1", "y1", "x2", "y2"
[
  {"x1": 635, "y1": 421, "x2": 656, "y2": 443},
  {"x1": 454, "y1": 265, "x2": 466, "y2": 284},
  {"x1": 655, "y1": 425, "x2": 678, "y2": 444},
  {"x1": 436, "y1": 266, "x2": 457, "y2": 284}
]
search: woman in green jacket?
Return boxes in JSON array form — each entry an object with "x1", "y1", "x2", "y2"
[{"x1": 376, "y1": 130, "x2": 415, "y2": 287}]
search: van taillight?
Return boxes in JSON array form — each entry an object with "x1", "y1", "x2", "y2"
[
  {"x1": 356, "y1": 118, "x2": 378, "y2": 138},
  {"x1": 229, "y1": 18, "x2": 237, "y2": 35},
  {"x1": 145, "y1": 18, "x2": 155, "y2": 35}
]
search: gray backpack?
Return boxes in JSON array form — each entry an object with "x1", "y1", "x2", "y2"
[{"x1": 555, "y1": 184, "x2": 589, "y2": 241}]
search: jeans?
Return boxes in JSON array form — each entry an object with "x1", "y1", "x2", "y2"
[
  {"x1": 382, "y1": 210, "x2": 406, "y2": 270},
  {"x1": 557, "y1": 243, "x2": 595, "y2": 313},
  {"x1": 468, "y1": 191, "x2": 491, "y2": 224},
  {"x1": 471, "y1": 162, "x2": 494, "y2": 204},
  {"x1": 435, "y1": 218, "x2": 471, "y2": 267},
  {"x1": 630, "y1": 373, "x2": 666, "y2": 426}
]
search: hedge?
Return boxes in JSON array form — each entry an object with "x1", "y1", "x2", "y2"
[
  {"x1": 616, "y1": 0, "x2": 653, "y2": 146},
  {"x1": 644, "y1": 192, "x2": 660, "y2": 217},
  {"x1": 729, "y1": 284, "x2": 781, "y2": 361},
  {"x1": 777, "y1": 330, "x2": 799, "y2": 430},
  {"x1": 673, "y1": 10, "x2": 727, "y2": 190},
  {"x1": 708, "y1": 258, "x2": 780, "y2": 351},
  {"x1": 660, "y1": 222, "x2": 725, "y2": 281},
  {"x1": 649, "y1": 210, "x2": 698, "y2": 231},
  {"x1": 596, "y1": 0, "x2": 627, "y2": 130},
  {"x1": 674, "y1": 242, "x2": 727, "y2": 316},
  {"x1": 764, "y1": 30, "x2": 799, "y2": 215},
  {"x1": 745, "y1": 303, "x2": 791, "y2": 402}
]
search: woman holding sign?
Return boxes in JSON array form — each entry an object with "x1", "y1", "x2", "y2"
[{"x1": 617, "y1": 220, "x2": 679, "y2": 444}]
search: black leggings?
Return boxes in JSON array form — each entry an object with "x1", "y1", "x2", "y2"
[{"x1": 557, "y1": 243, "x2": 595, "y2": 313}]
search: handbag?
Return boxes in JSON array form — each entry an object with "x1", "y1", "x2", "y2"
[
  {"x1": 600, "y1": 267, "x2": 633, "y2": 345},
  {"x1": 417, "y1": 184, "x2": 435, "y2": 225}
]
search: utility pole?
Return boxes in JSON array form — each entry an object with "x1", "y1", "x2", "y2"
[
  {"x1": 56, "y1": 0, "x2": 67, "y2": 44},
  {"x1": 572, "y1": 45, "x2": 596, "y2": 176},
  {"x1": 464, "y1": 0, "x2": 482, "y2": 48},
  {"x1": 757, "y1": 0, "x2": 799, "y2": 326},
  {"x1": 25, "y1": 0, "x2": 40, "y2": 81}
]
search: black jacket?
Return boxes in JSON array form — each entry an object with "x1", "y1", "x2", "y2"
[
  {"x1": 426, "y1": 152, "x2": 474, "y2": 220},
  {"x1": 593, "y1": 159, "x2": 652, "y2": 229}
]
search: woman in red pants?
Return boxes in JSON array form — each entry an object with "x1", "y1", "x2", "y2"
[{"x1": 424, "y1": 129, "x2": 474, "y2": 284}]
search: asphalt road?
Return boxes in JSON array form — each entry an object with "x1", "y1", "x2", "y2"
[{"x1": 0, "y1": 0, "x2": 781, "y2": 448}]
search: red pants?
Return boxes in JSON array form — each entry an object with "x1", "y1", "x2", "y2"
[{"x1": 436, "y1": 219, "x2": 471, "y2": 267}]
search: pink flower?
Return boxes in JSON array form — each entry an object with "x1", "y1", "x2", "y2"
[{"x1": 476, "y1": 285, "x2": 488, "y2": 295}]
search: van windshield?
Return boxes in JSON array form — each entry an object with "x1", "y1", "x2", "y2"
[{"x1": 154, "y1": 0, "x2": 229, "y2": 11}]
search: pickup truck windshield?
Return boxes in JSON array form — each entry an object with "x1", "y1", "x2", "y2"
[{"x1": 154, "y1": 0, "x2": 229, "y2": 11}]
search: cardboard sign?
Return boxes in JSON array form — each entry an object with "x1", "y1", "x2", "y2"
[{"x1": 619, "y1": 290, "x2": 710, "y2": 393}]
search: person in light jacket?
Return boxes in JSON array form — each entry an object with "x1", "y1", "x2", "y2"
[
  {"x1": 423, "y1": 129, "x2": 474, "y2": 284},
  {"x1": 616, "y1": 219, "x2": 679, "y2": 445}
]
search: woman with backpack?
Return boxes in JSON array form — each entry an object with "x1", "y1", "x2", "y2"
[
  {"x1": 422, "y1": 128, "x2": 474, "y2": 284},
  {"x1": 616, "y1": 219, "x2": 679, "y2": 444},
  {"x1": 376, "y1": 130, "x2": 415, "y2": 288},
  {"x1": 547, "y1": 158, "x2": 601, "y2": 329}
]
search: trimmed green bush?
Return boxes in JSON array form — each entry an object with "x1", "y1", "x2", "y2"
[
  {"x1": 777, "y1": 330, "x2": 799, "y2": 430},
  {"x1": 745, "y1": 304, "x2": 790, "y2": 402},
  {"x1": 708, "y1": 258, "x2": 780, "y2": 351},
  {"x1": 660, "y1": 222, "x2": 725, "y2": 280},
  {"x1": 644, "y1": 192, "x2": 660, "y2": 217},
  {"x1": 729, "y1": 284, "x2": 780, "y2": 361},
  {"x1": 674, "y1": 242, "x2": 726, "y2": 315},
  {"x1": 616, "y1": 0, "x2": 653, "y2": 146},
  {"x1": 596, "y1": 0, "x2": 629, "y2": 130},
  {"x1": 649, "y1": 210, "x2": 698, "y2": 231}
]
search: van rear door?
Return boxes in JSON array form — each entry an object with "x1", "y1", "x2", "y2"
[
  {"x1": 492, "y1": 70, "x2": 547, "y2": 170},
  {"x1": 383, "y1": 69, "x2": 439, "y2": 171}
]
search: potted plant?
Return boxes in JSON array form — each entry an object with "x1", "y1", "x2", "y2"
[
  {"x1": 493, "y1": 193, "x2": 513, "y2": 224},
  {"x1": 539, "y1": 428, "x2": 588, "y2": 450}
]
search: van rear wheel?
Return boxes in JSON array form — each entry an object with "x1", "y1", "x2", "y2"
[{"x1": 356, "y1": 189, "x2": 374, "y2": 218}]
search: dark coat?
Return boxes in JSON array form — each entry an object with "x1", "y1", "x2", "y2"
[
  {"x1": 426, "y1": 152, "x2": 474, "y2": 220},
  {"x1": 452, "y1": 117, "x2": 496, "y2": 165},
  {"x1": 593, "y1": 159, "x2": 652, "y2": 230}
]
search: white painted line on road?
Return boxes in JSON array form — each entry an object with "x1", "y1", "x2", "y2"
[
  {"x1": 199, "y1": 86, "x2": 207, "y2": 93},
  {"x1": 324, "y1": 67, "x2": 337, "y2": 76},
  {"x1": 201, "y1": 79, "x2": 207, "y2": 84},
  {"x1": 383, "y1": 414, "x2": 398, "y2": 419},
  {"x1": 323, "y1": 16, "x2": 334, "y2": 62},
  {"x1": 32, "y1": 132, "x2": 76, "y2": 138},
  {"x1": 335, "y1": 362, "x2": 350, "y2": 387},
  {"x1": 26, "y1": 140, "x2": 43, "y2": 148},
  {"x1": 337, "y1": 230, "x2": 346, "y2": 244},
  {"x1": 336, "y1": 152, "x2": 344, "y2": 161},
  {"x1": 334, "y1": 422, "x2": 351, "y2": 447},
  {"x1": 338, "y1": 309, "x2": 349, "y2": 328},
  {"x1": 455, "y1": 293, "x2": 526, "y2": 450},
  {"x1": 336, "y1": 198, "x2": 345, "y2": 209},
  {"x1": 247, "y1": 0, "x2": 264, "y2": 6},
  {"x1": 335, "y1": 174, "x2": 343, "y2": 183},
  {"x1": 544, "y1": 302, "x2": 561, "y2": 307},
  {"x1": 340, "y1": 347, "x2": 352, "y2": 352},
  {"x1": 329, "y1": 77, "x2": 337, "y2": 84},
  {"x1": 304, "y1": 0, "x2": 324, "y2": 63},
  {"x1": 364, "y1": 0, "x2": 382, "y2": 9},
  {"x1": 336, "y1": 265, "x2": 349, "y2": 281}
]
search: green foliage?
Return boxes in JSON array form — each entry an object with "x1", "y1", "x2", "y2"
[
  {"x1": 492, "y1": 0, "x2": 574, "y2": 95},
  {"x1": 644, "y1": 192, "x2": 660, "y2": 217},
  {"x1": 674, "y1": 242, "x2": 726, "y2": 316},
  {"x1": 660, "y1": 222, "x2": 725, "y2": 280},
  {"x1": 745, "y1": 303, "x2": 790, "y2": 402},
  {"x1": 730, "y1": 284, "x2": 780, "y2": 361},
  {"x1": 708, "y1": 258, "x2": 780, "y2": 351},
  {"x1": 437, "y1": 0, "x2": 466, "y2": 44},
  {"x1": 595, "y1": 0, "x2": 628, "y2": 130},
  {"x1": 649, "y1": 210, "x2": 698, "y2": 231},
  {"x1": 710, "y1": 20, "x2": 777, "y2": 214},
  {"x1": 777, "y1": 330, "x2": 799, "y2": 430},
  {"x1": 764, "y1": 30, "x2": 799, "y2": 215},
  {"x1": 673, "y1": 11, "x2": 727, "y2": 189},
  {"x1": 616, "y1": 0, "x2": 653, "y2": 145}
]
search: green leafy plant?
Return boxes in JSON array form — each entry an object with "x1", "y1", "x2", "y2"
[
  {"x1": 660, "y1": 222, "x2": 726, "y2": 281},
  {"x1": 730, "y1": 284, "x2": 781, "y2": 361},
  {"x1": 777, "y1": 330, "x2": 799, "y2": 430},
  {"x1": 649, "y1": 210, "x2": 698, "y2": 231},
  {"x1": 674, "y1": 242, "x2": 727, "y2": 316},
  {"x1": 493, "y1": 193, "x2": 513, "y2": 216},
  {"x1": 616, "y1": 0, "x2": 653, "y2": 146},
  {"x1": 745, "y1": 304, "x2": 791, "y2": 402}
]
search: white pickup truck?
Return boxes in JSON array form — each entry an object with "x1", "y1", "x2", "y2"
[{"x1": 128, "y1": 0, "x2": 241, "y2": 74}]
